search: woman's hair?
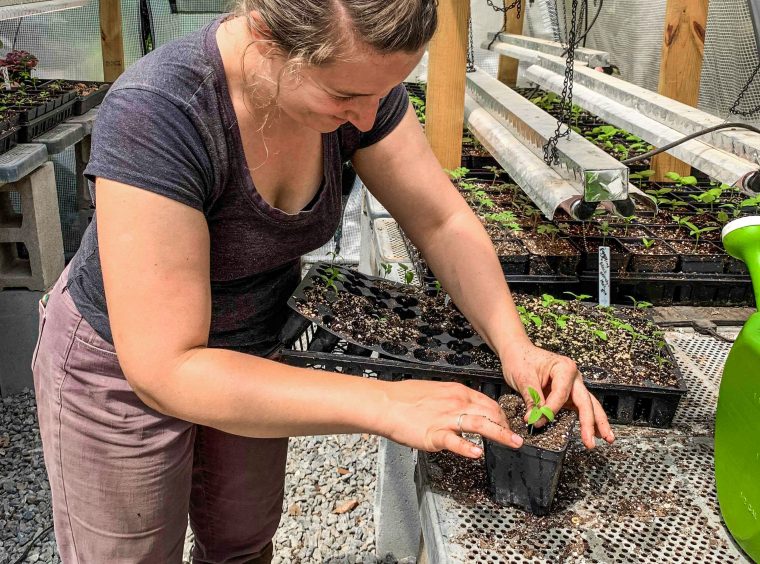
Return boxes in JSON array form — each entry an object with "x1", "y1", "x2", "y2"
[{"x1": 236, "y1": 0, "x2": 438, "y2": 67}]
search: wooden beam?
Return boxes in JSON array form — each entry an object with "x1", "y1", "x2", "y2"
[
  {"x1": 497, "y1": 6, "x2": 525, "y2": 87},
  {"x1": 652, "y1": 0, "x2": 708, "y2": 180},
  {"x1": 100, "y1": 0, "x2": 125, "y2": 82},
  {"x1": 425, "y1": 0, "x2": 470, "y2": 170}
]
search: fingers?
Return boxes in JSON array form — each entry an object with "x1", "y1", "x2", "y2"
[
  {"x1": 589, "y1": 392, "x2": 615, "y2": 444},
  {"x1": 571, "y1": 378, "x2": 597, "y2": 449},
  {"x1": 434, "y1": 412, "x2": 523, "y2": 458},
  {"x1": 542, "y1": 358, "x2": 577, "y2": 417}
]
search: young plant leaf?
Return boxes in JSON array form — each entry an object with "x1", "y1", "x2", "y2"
[
  {"x1": 528, "y1": 386, "x2": 541, "y2": 406},
  {"x1": 527, "y1": 408, "x2": 542, "y2": 426},
  {"x1": 540, "y1": 406, "x2": 555, "y2": 422}
]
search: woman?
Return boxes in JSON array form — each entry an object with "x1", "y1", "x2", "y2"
[{"x1": 32, "y1": 1, "x2": 614, "y2": 562}]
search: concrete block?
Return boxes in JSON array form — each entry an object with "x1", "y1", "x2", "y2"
[
  {"x1": 74, "y1": 136, "x2": 92, "y2": 210},
  {"x1": 0, "y1": 144, "x2": 48, "y2": 184},
  {"x1": 0, "y1": 289, "x2": 43, "y2": 397},
  {"x1": 36, "y1": 122, "x2": 85, "y2": 155},
  {"x1": 374, "y1": 438, "x2": 421, "y2": 560},
  {"x1": 0, "y1": 162, "x2": 65, "y2": 291}
]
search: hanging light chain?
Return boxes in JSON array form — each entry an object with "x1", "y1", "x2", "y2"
[{"x1": 543, "y1": 0, "x2": 580, "y2": 165}]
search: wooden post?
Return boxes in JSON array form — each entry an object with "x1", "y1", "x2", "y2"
[
  {"x1": 497, "y1": 6, "x2": 525, "y2": 87},
  {"x1": 425, "y1": 0, "x2": 470, "y2": 170},
  {"x1": 100, "y1": 0, "x2": 125, "y2": 82},
  {"x1": 652, "y1": 0, "x2": 709, "y2": 180}
]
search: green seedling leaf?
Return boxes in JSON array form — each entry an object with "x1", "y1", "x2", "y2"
[
  {"x1": 540, "y1": 406, "x2": 555, "y2": 422},
  {"x1": 528, "y1": 386, "x2": 541, "y2": 406},
  {"x1": 665, "y1": 171, "x2": 682, "y2": 181},
  {"x1": 527, "y1": 408, "x2": 542, "y2": 426}
]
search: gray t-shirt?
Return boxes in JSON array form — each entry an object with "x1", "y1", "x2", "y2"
[{"x1": 69, "y1": 17, "x2": 408, "y2": 356}]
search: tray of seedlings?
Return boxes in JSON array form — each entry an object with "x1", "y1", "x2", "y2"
[
  {"x1": 283, "y1": 263, "x2": 687, "y2": 428},
  {"x1": 0, "y1": 110, "x2": 20, "y2": 155},
  {"x1": 45, "y1": 80, "x2": 111, "y2": 115},
  {"x1": 441, "y1": 164, "x2": 755, "y2": 306}
]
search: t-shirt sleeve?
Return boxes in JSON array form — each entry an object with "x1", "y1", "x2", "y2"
[
  {"x1": 358, "y1": 84, "x2": 410, "y2": 149},
  {"x1": 84, "y1": 88, "x2": 213, "y2": 211}
]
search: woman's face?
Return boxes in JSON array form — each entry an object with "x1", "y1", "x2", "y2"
[{"x1": 273, "y1": 47, "x2": 424, "y2": 133}]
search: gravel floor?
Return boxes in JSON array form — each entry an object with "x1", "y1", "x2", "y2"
[{"x1": 1, "y1": 389, "x2": 402, "y2": 564}]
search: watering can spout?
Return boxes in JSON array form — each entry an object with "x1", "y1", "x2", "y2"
[{"x1": 722, "y1": 216, "x2": 760, "y2": 309}]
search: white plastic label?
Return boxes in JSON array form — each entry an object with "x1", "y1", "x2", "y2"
[
  {"x1": 599, "y1": 246, "x2": 611, "y2": 307},
  {"x1": 1, "y1": 68, "x2": 10, "y2": 91}
]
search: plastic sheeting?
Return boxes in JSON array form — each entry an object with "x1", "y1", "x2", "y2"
[{"x1": 523, "y1": 0, "x2": 760, "y2": 126}]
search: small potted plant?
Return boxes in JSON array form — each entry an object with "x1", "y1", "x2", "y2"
[{"x1": 484, "y1": 389, "x2": 577, "y2": 515}]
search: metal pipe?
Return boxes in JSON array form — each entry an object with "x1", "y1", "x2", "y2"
[
  {"x1": 525, "y1": 64, "x2": 759, "y2": 184},
  {"x1": 484, "y1": 32, "x2": 609, "y2": 67},
  {"x1": 466, "y1": 69, "x2": 629, "y2": 201},
  {"x1": 464, "y1": 93, "x2": 586, "y2": 220}
]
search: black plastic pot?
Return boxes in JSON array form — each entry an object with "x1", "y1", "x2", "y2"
[
  {"x1": 493, "y1": 238, "x2": 530, "y2": 275},
  {"x1": 18, "y1": 99, "x2": 75, "y2": 142},
  {"x1": 571, "y1": 236, "x2": 630, "y2": 274},
  {"x1": 484, "y1": 436, "x2": 569, "y2": 515},
  {"x1": 521, "y1": 236, "x2": 580, "y2": 276},
  {"x1": 73, "y1": 82, "x2": 110, "y2": 115},
  {"x1": 664, "y1": 239, "x2": 726, "y2": 274},
  {"x1": 619, "y1": 239, "x2": 678, "y2": 273}
]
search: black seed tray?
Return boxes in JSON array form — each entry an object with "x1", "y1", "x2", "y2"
[
  {"x1": 72, "y1": 82, "x2": 110, "y2": 115},
  {"x1": 578, "y1": 272, "x2": 754, "y2": 306},
  {"x1": 18, "y1": 99, "x2": 75, "y2": 142},
  {"x1": 0, "y1": 125, "x2": 18, "y2": 155},
  {"x1": 285, "y1": 264, "x2": 688, "y2": 427}
]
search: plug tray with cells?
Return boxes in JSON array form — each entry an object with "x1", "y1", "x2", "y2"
[{"x1": 289, "y1": 263, "x2": 501, "y2": 369}]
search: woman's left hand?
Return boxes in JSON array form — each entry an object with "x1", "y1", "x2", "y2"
[{"x1": 501, "y1": 342, "x2": 615, "y2": 449}]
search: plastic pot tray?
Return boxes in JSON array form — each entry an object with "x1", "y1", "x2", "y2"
[
  {"x1": 18, "y1": 99, "x2": 75, "y2": 142},
  {"x1": 484, "y1": 421, "x2": 574, "y2": 515},
  {"x1": 285, "y1": 263, "x2": 688, "y2": 428},
  {"x1": 72, "y1": 82, "x2": 110, "y2": 115}
]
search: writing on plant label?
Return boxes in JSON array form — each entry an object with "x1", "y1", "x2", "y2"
[
  {"x1": 1, "y1": 67, "x2": 10, "y2": 91},
  {"x1": 598, "y1": 246, "x2": 611, "y2": 307}
]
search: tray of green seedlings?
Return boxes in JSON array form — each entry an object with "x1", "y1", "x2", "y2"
[{"x1": 287, "y1": 263, "x2": 686, "y2": 428}]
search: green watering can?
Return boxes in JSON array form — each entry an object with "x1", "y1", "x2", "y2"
[{"x1": 716, "y1": 216, "x2": 760, "y2": 562}]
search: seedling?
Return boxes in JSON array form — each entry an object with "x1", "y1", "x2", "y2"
[
  {"x1": 664, "y1": 171, "x2": 698, "y2": 186},
  {"x1": 398, "y1": 263, "x2": 415, "y2": 285},
  {"x1": 690, "y1": 187, "x2": 723, "y2": 212},
  {"x1": 626, "y1": 295, "x2": 652, "y2": 309},
  {"x1": 563, "y1": 292, "x2": 592, "y2": 302},
  {"x1": 620, "y1": 215, "x2": 637, "y2": 238},
  {"x1": 445, "y1": 167, "x2": 470, "y2": 184},
  {"x1": 684, "y1": 222, "x2": 719, "y2": 251},
  {"x1": 433, "y1": 280, "x2": 443, "y2": 296},
  {"x1": 484, "y1": 211, "x2": 521, "y2": 233},
  {"x1": 526, "y1": 387, "x2": 555, "y2": 431},
  {"x1": 598, "y1": 221, "x2": 611, "y2": 246},
  {"x1": 629, "y1": 169, "x2": 655, "y2": 182},
  {"x1": 410, "y1": 94, "x2": 426, "y2": 124},
  {"x1": 484, "y1": 165, "x2": 504, "y2": 186},
  {"x1": 540, "y1": 293, "x2": 567, "y2": 308},
  {"x1": 536, "y1": 223, "x2": 560, "y2": 243},
  {"x1": 641, "y1": 237, "x2": 656, "y2": 249},
  {"x1": 320, "y1": 266, "x2": 344, "y2": 294},
  {"x1": 380, "y1": 262, "x2": 393, "y2": 278},
  {"x1": 740, "y1": 195, "x2": 760, "y2": 214},
  {"x1": 517, "y1": 305, "x2": 543, "y2": 328}
]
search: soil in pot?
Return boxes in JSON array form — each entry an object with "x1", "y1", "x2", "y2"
[
  {"x1": 571, "y1": 236, "x2": 630, "y2": 273},
  {"x1": 519, "y1": 234, "x2": 580, "y2": 276},
  {"x1": 485, "y1": 394, "x2": 577, "y2": 515},
  {"x1": 619, "y1": 239, "x2": 678, "y2": 273},
  {"x1": 664, "y1": 239, "x2": 726, "y2": 274},
  {"x1": 493, "y1": 238, "x2": 530, "y2": 275}
]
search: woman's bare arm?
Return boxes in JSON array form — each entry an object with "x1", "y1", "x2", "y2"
[
  {"x1": 352, "y1": 106, "x2": 614, "y2": 448},
  {"x1": 96, "y1": 179, "x2": 522, "y2": 456}
]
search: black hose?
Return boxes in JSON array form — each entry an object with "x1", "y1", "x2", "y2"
[
  {"x1": 562, "y1": 0, "x2": 603, "y2": 57},
  {"x1": 621, "y1": 122, "x2": 760, "y2": 165}
]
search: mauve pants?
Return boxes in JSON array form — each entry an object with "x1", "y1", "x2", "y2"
[{"x1": 32, "y1": 267, "x2": 288, "y2": 563}]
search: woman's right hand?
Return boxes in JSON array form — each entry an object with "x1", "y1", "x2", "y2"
[{"x1": 379, "y1": 380, "x2": 524, "y2": 458}]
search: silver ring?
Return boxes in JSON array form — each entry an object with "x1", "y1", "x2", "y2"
[{"x1": 456, "y1": 413, "x2": 466, "y2": 435}]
